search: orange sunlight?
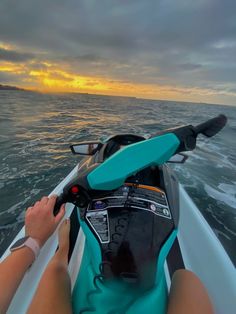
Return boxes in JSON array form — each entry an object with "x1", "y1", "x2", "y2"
[
  {"x1": 0, "y1": 61, "x2": 25, "y2": 74},
  {"x1": 23, "y1": 63, "x2": 213, "y2": 102},
  {"x1": 0, "y1": 52, "x2": 232, "y2": 104}
]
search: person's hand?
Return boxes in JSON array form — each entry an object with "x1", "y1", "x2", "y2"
[{"x1": 25, "y1": 195, "x2": 65, "y2": 248}]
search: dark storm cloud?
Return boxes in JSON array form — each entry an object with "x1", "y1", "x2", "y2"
[
  {"x1": 0, "y1": 0, "x2": 236, "y2": 93},
  {"x1": 0, "y1": 47, "x2": 35, "y2": 62}
]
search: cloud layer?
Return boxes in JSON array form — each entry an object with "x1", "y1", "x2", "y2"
[{"x1": 0, "y1": 0, "x2": 236, "y2": 104}]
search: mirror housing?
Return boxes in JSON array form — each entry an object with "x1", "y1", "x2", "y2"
[
  {"x1": 167, "y1": 153, "x2": 188, "y2": 163},
  {"x1": 70, "y1": 142, "x2": 101, "y2": 155}
]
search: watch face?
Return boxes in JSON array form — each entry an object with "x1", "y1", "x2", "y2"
[{"x1": 11, "y1": 236, "x2": 29, "y2": 250}]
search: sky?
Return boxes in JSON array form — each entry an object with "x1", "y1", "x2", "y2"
[{"x1": 0, "y1": 0, "x2": 236, "y2": 105}]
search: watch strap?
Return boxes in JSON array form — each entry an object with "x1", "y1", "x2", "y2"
[
  {"x1": 10, "y1": 236, "x2": 40, "y2": 260},
  {"x1": 24, "y1": 237, "x2": 40, "y2": 259}
]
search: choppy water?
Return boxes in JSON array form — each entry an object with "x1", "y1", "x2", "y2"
[{"x1": 0, "y1": 91, "x2": 235, "y2": 265}]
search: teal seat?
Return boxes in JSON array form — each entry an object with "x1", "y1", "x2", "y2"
[
  {"x1": 72, "y1": 132, "x2": 179, "y2": 313},
  {"x1": 72, "y1": 209, "x2": 177, "y2": 314}
]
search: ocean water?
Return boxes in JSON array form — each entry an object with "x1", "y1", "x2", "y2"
[{"x1": 0, "y1": 91, "x2": 235, "y2": 265}]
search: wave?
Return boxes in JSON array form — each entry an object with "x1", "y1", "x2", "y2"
[{"x1": 204, "y1": 183, "x2": 236, "y2": 209}]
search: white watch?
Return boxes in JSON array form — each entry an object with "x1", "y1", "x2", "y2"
[{"x1": 10, "y1": 236, "x2": 40, "y2": 260}]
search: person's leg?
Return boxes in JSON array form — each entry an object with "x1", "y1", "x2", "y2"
[
  {"x1": 27, "y1": 219, "x2": 72, "y2": 314},
  {"x1": 167, "y1": 269, "x2": 214, "y2": 314}
]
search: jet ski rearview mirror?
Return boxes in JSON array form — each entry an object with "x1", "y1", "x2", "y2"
[
  {"x1": 167, "y1": 153, "x2": 188, "y2": 163},
  {"x1": 70, "y1": 142, "x2": 101, "y2": 155}
]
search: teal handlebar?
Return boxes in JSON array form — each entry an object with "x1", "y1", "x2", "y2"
[{"x1": 88, "y1": 133, "x2": 180, "y2": 190}]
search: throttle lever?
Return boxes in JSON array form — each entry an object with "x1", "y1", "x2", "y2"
[
  {"x1": 54, "y1": 194, "x2": 68, "y2": 216},
  {"x1": 53, "y1": 185, "x2": 91, "y2": 216}
]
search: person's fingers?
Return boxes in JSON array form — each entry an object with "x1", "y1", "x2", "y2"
[
  {"x1": 40, "y1": 196, "x2": 49, "y2": 205},
  {"x1": 47, "y1": 195, "x2": 57, "y2": 210},
  {"x1": 26, "y1": 206, "x2": 33, "y2": 212},
  {"x1": 25, "y1": 206, "x2": 33, "y2": 218},
  {"x1": 34, "y1": 201, "x2": 40, "y2": 207},
  {"x1": 54, "y1": 204, "x2": 66, "y2": 224}
]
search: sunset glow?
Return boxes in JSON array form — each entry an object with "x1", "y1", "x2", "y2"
[
  {"x1": 0, "y1": 61, "x2": 25, "y2": 74},
  {"x1": 1, "y1": 0, "x2": 236, "y2": 105},
  {"x1": 1, "y1": 48, "x2": 234, "y2": 105}
]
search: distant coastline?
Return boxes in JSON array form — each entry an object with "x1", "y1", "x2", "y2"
[{"x1": 0, "y1": 84, "x2": 25, "y2": 91}]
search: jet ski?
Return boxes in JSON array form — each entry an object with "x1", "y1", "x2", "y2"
[{"x1": 2, "y1": 115, "x2": 236, "y2": 314}]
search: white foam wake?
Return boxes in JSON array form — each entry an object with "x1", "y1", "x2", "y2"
[{"x1": 204, "y1": 183, "x2": 236, "y2": 209}]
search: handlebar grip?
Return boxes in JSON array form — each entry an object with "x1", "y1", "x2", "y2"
[
  {"x1": 54, "y1": 194, "x2": 67, "y2": 216},
  {"x1": 194, "y1": 114, "x2": 227, "y2": 137}
]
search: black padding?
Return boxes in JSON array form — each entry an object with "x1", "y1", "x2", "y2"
[
  {"x1": 167, "y1": 237, "x2": 185, "y2": 278},
  {"x1": 68, "y1": 206, "x2": 80, "y2": 262}
]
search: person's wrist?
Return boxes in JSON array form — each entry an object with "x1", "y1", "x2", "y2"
[
  {"x1": 34, "y1": 238, "x2": 45, "y2": 249},
  {"x1": 11, "y1": 245, "x2": 35, "y2": 261},
  {"x1": 23, "y1": 245, "x2": 36, "y2": 261},
  {"x1": 10, "y1": 236, "x2": 41, "y2": 261},
  {"x1": 25, "y1": 231, "x2": 46, "y2": 248},
  {"x1": 28, "y1": 236, "x2": 45, "y2": 248}
]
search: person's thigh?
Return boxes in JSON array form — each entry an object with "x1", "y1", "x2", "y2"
[{"x1": 167, "y1": 269, "x2": 214, "y2": 314}]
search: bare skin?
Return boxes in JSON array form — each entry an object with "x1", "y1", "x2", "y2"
[
  {"x1": 0, "y1": 195, "x2": 65, "y2": 314},
  {"x1": 27, "y1": 226, "x2": 214, "y2": 314},
  {"x1": 1, "y1": 196, "x2": 214, "y2": 314},
  {"x1": 167, "y1": 269, "x2": 214, "y2": 314},
  {"x1": 25, "y1": 196, "x2": 66, "y2": 247},
  {"x1": 27, "y1": 219, "x2": 72, "y2": 314}
]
